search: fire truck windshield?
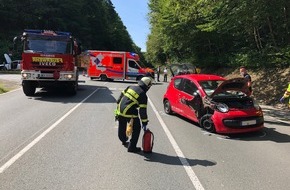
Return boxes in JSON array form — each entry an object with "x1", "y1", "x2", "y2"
[{"x1": 24, "y1": 37, "x2": 72, "y2": 54}]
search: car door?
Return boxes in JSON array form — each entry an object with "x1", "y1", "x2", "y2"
[
  {"x1": 178, "y1": 79, "x2": 200, "y2": 122},
  {"x1": 166, "y1": 78, "x2": 184, "y2": 113}
]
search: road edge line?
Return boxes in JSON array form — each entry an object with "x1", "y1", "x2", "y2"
[{"x1": 148, "y1": 97, "x2": 205, "y2": 190}]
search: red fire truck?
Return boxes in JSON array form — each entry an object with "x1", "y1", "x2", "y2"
[
  {"x1": 13, "y1": 29, "x2": 81, "y2": 96},
  {"x1": 83, "y1": 50, "x2": 152, "y2": 81}
]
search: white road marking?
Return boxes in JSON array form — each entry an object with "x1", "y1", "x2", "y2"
[
  {"x1": 0, "y1": 88, "x2": 100, "y2": 174},
  {"x1": 148, "y1": 97, "x2": 205, "y2": 190},
  {"x1": 0, "y1": 87, "x2": 21, "y2": 96}
]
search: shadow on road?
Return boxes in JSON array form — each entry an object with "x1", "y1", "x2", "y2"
[
  {"x1": 142, "y1": 152, "x2": 217, "y2": 167},
  {"x1": 261, "y1": 105, "x2": 290, "y2": 124},
  {"x1": 264, "y1": 120, "x2": 290, "y2": 126},
  {"x1": 225, "y1": 127, "x2": 290, "y2": 143},
  {"x1": 29, "y1": 84, "x2": 117, "y2": 104}
]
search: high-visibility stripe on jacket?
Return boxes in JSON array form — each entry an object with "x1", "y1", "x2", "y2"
[
  {"x1": 284, "y1": 83, "x2": 290, "y2": 98},
  {"x1": 117, "y1": 85, "x2": 149, "y2": 125}
]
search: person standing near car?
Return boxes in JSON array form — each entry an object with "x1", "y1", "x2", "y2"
[
  {"x1": 156, "y1": 66, "x2": 161, "y2": 82},
  {"x1": 280, "y1": 83, "x2": 290, "y2": 109},
  {"x1": 240, "y1": 66, "x2": 252, "y2": 96},
  {"x1": 163, "y1": 67, "x2": 168, "y2": 82},
  {"x1": 115, "y1": 77, "x2": 153, "y2": 153}
]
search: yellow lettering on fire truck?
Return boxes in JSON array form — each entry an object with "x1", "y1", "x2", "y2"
[{"x1": 32, "y1": 57, "x2": 63, "y2": 63}]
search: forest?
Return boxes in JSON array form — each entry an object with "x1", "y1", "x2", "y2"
[
  {"x1": 146, "y1": 0, "x2": 290, "y2": 69},
  {"x1": 0, "y1": 0, "x2": 147, "y2": 65},
  {"x1": 0, "y1": 0, "x2": 289, "y2": 69}
]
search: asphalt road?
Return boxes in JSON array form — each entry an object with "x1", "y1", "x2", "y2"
[{"x1": 0, "y1": 75, "x2": 290, "y2": 190}]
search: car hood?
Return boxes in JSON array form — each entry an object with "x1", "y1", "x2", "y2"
[{"x1": 210, "y1": 77, "x2": 249, "y2": 97}]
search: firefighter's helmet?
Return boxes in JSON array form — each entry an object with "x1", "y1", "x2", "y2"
[{"x1": 139, "y1": 77, "x2": 153, "y2": 88}]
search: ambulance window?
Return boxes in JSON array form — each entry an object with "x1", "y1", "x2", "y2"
[
  {"x1": 129, "y1": 60, "x2": 139, "y2": 69},
  {"x1": 113, "y1": 57, "x2": 122, "y2": 64}
]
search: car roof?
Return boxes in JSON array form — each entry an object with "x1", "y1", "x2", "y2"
[{"x1": 174, "y1": 74, "x2": 226, "y2": 81}]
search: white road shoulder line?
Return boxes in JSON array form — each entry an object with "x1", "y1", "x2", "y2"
[
  {"x1": 0, "y1": 88, "x2": 100, "y2": 174},
  {"x1": 148, "y1": 97, "x2": 205, "y2": 190}
]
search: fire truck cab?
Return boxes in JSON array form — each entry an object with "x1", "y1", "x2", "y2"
[{"x1": 14, "y1": 29, "x2": 81, "y2": 96}]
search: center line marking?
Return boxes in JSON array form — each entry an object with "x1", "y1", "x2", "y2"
[
  {"x1": 0, "y1": 88, "x2": 100, "y2": 174},
  {"x1": 148, "y1": 97, "x2": 205, "y2": 190}
]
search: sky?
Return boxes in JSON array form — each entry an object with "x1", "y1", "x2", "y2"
[{"x1": 110, "y1": 0, "x2": 150, "y2": 52}]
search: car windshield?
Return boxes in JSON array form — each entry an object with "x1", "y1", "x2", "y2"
[
  {"x1": 24, "y1": 37, "x2": 72, "y2": 54},
  {"x1": 199, "y1": 80, "x2": 247, "y2": 97},
  {"x1": 199, "y1": 80, "x2": 223, "y2": 96}
]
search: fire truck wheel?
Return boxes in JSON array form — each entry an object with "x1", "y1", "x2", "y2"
[
  {"x1": 22, "y1": 81, "x2": 36, "y2": 96},
  {"x1": 68, "y1": 82, "x2": 77, "y2": 95}
]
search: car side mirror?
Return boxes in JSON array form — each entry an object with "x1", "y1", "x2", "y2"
[{"x1": 193, "y1": 91, "x2": 200, "y2": 97}]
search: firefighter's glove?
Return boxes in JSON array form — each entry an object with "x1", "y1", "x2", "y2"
[
  {"x1": 280, "y1": 97, "x2": 285, "y2": 103},
  {"x1": 142, "y1": 125, "x2": 147, "y2": 131},
  {"x1": 114, "y1": 109, "x2": 119, "y2": 121}
]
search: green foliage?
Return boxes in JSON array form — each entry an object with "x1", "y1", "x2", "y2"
[
  {"x1": 147, "y1": 0, "x2": 290, "y2": 68},
  {"x1": 0, "y1": 0, "x2": 149, "y2": 66}
]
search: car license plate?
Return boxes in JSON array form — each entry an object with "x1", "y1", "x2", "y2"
[
  {"x1": 41, "y1": 73, "x2": 53, "y2": 77},
  {"x1": 241, "y1": 120, "x2": 256, "y2": 126}
]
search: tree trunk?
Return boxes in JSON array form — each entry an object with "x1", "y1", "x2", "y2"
[
  {"x1": 267, "y1": 16, "x2": 277, "y2": 47},
  {"x1": 253, "y1": 27, "x2": 262, "y2": 51},
  {"x1": 283, "y1": 6, "x2": 289, "y2": 43}
]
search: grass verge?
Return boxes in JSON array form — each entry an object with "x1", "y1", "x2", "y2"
[{"x1": 0, "y1": 83, "x2": 8, "y2": 94}]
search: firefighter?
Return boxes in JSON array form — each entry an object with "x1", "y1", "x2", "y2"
[
  {"x1": 280, "y1": 83, "x2": 290, "y2": 108},
  {"x1": 115, "y1": 77, "x2": 153, "y2": 153}
]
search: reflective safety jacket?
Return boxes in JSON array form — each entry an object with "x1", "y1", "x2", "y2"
[
  {"x1": 116, "y1": 84, "x2": 149, "y2": 125},
  {"x1": 283, "y1": 83, "x2": 290, "y2": 98}
]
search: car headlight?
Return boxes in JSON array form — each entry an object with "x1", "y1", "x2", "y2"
[{"x1": 216, "y1": 103, "x2": 229, "y2": 113}]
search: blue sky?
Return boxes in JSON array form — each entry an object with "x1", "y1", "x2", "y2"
[{"x1": 110, "y1": 0, "x2": 150, "y2": 52}]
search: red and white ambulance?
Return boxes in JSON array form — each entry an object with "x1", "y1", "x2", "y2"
[{"x1": 84, "y1": 50, "x2": 151, "y2": 81}]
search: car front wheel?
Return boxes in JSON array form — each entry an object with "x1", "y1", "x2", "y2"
[
  {"x1": 199, "y1": 114, "x2": 215, "y2": 132},
  {"x1": 164, "y1": 99, "x2": 173, "y2": 115}
]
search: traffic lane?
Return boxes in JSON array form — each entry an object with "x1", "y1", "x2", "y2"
[
  {"x1": 164, "y1": 119, "x2": 290, "y2": 190},
  {"x1": 0, "y1": 81, "x2": 196, "y2": 190},
  {"x1": 148, "y1": 83, "x2": 290, "y2": 190},
  {"x1": 0, "y1": 82, "x2": 99, "y2": 166},
  {"x1": 2, "y1": 80, "x2": 289, "y2": 190},
  {"x1": 0, "y1": 73, "x2": 21, "y2": 82}
]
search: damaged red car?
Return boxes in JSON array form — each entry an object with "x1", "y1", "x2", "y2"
[{"x1": 163, "y1": 74, "x2": 264, "y2": 134}]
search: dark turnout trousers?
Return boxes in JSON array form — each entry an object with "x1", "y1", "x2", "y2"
[{"x1": 118, "y1": 116, "x2": 141, "y2": 148}]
